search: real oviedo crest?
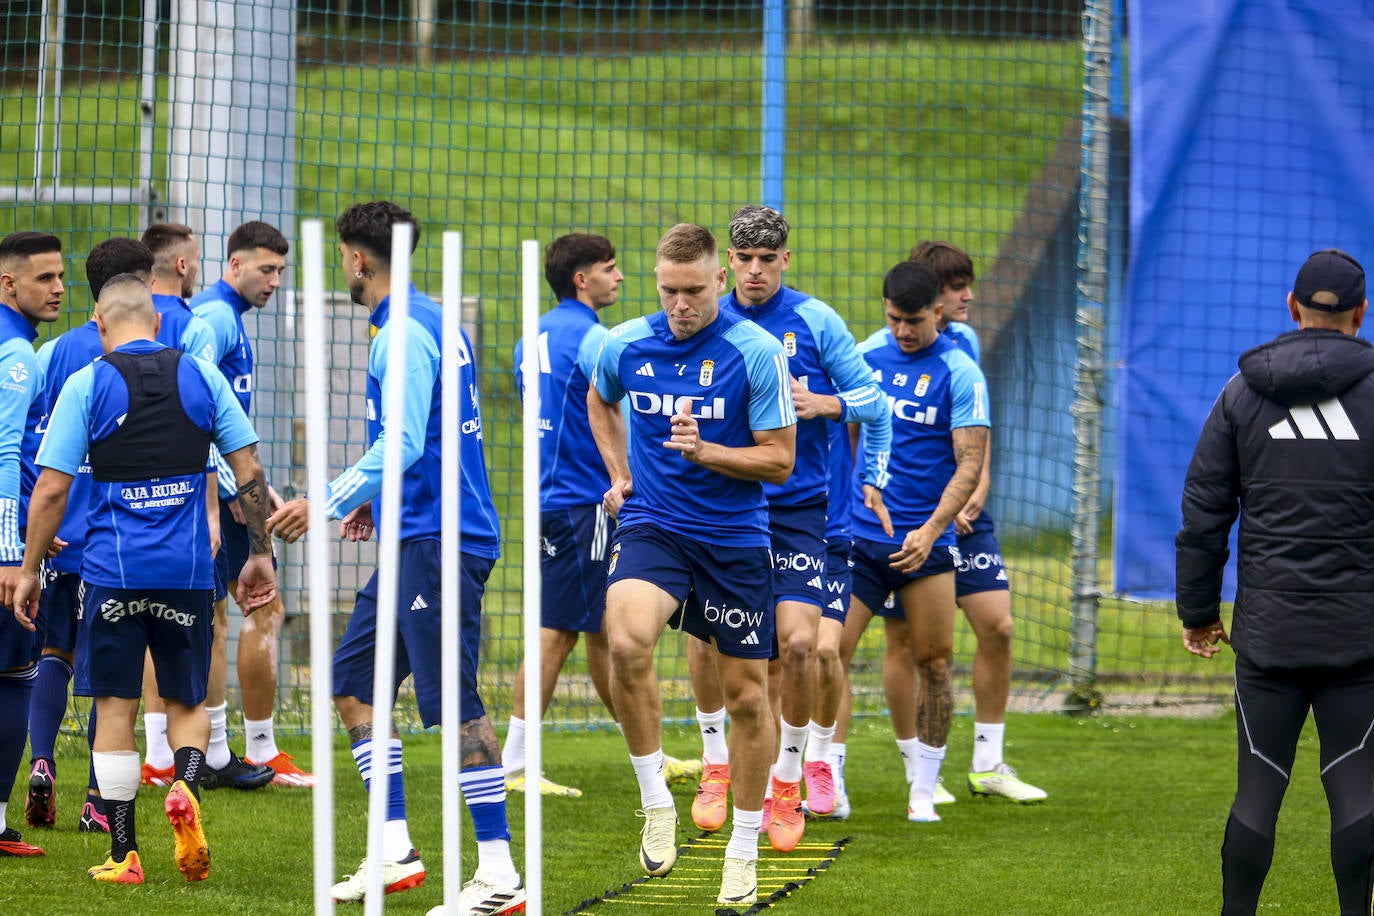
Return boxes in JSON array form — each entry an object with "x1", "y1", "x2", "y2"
[
  {"x1": 782, "y1": 332, "x2": 797, "y2": 357},
  {"x1": 699, "y1": 359, "x2": 715, "y2": 387}
]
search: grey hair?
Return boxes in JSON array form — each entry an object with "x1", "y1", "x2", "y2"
[{"x1": 728, "y1": 205, "x2": 789, "y2": 251}]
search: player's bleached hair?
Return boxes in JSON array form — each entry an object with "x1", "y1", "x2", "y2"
[
  {"x1": 95, "y1": 272, "x2": 156, "y2": 328},
  {"x1": 0, "y1": 231, "x2": 62, "y2": 274},
  {"x1": 908, "y1": 240, "x2": 975, "y2": 289},
  {"x1": 728, "y1": 205, "x2": 789, "y2": 251},
  {"x1": 656, "y1": 223, "x2": 717, "y2": 264},
  {"x1": 140, "y1": 223, "x2": 195, "y2": 272},
  {"x1": 883, "y1": 260, "x2": 940, "y2": 314},
  {"x1": 545, "y1": 233, "x2": 616, "y2": 300},
  {"x1": 86, "y1": 238, "x2": 153, "y2": 300},
  {"x1": 336, "y1": 201, "x2": 420, "y2": 266},
  {"x1": 227, "y1": 221, "x2": 289, "y2": 258}
]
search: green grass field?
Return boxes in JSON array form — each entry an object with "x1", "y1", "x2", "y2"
[{"x1": 0, "y1": 712, "x2": 1338, "y2": 914}]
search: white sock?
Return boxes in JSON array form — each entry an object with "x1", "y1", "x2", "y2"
[
  {"x1": 764, "y1": 765, "x2": 776, "y2": 800},
  {"x1": 382, "y1": 818, "x2": 413, "y2": 862},
  {"x1": 244, "y1": 716, "x2": 279, "y2": 764},
  {"x1": 725, "y1": 807, "x2": 762, "y2": 860},
  {"x1": 0, "y1": 801, "x2": 6, "y2": 833},
  {"x1": 696, "y1": 707, "x2": 728, "y2": 766},
  {"x1": 206, "y1": 703, "x2": 231, "y2": 769},
  {"x1": 773, "y1": 719, "x2": 808, "y2": 783},
  {"x1": 476, "y1": 838, "x2": 520, "y2": 887},
  {"x1": 804, "y1": 720, "x2": 835, "y2": 764},
  {"x1": 829, "y1": 742, "x2": 847, "y2": 795},
  {"x1": 972, "y1": 722, "x2": 1005, "y2": 773},
  {"x1": 895, "y1": 736, "x2": 921, "y2": 785},
  {"x1": 144, "y1": 712, "x2": 173, "y2": 769},
  {"x1": 503, "y1": 717, "x2": 527, "y2": 776},
  {"x1": 630, "y1": 749, "x2": 672, "y2": 810},
  {"x1": 911, "y1": 740, "x2": 947, "y2": 796}
]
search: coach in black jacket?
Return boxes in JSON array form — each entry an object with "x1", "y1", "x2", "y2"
[{"x1": 1177, "y1": 249, "x2": 1374, "y2": 916}]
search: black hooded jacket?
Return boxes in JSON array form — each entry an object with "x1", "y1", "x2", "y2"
[{"x1": 1176, "y1": 328, "x2": 1374, "y2": 669}]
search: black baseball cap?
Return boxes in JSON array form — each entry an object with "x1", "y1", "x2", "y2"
[{"x1": 1293, "y1": 248, "x2": 1366, "y2": 312}]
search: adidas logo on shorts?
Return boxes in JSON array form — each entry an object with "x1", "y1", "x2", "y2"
[
  {"x1": 806, "y1": 575, "x2": 822, "y2": 589},
  {"x1": 410, "y1": 595, "x2": 429, "y2": 611},
  {"x1": 742, "y1": 631, "x2": 760, "y2": 645},
  {"x1": 827, "y1": 598, "x2": 844, "y2": 612}
]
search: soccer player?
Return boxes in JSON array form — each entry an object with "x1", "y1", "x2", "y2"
[
  {"x1": 267, "y1": 201, "x2": 524, "y2": 914},
  {"x1": 138, "y1": 223, "x2": 272, "y2": 791},
  {"x1": 685, "y1": 205, "x2": 888, "y2": 851},
  {"x1": 189, "y1": 221, "x2": 311, "y2": 788},
  {"x1": 0, "y1": 231, "x2": 63, "y2": 859},
  {"x1": 7, "y1": 273, "x2": 278, "y2": 885},
  {"x1": 846, "y1": 260, "x2": 988, "y2": 823},
  {"x1": 588, "y1": 222, "x2": 796, "y2": 906},
  {"x1": 23, "y1": 237, "x2": 158, "y2": 836}
]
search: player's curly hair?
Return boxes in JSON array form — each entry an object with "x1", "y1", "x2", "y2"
[
  {"x1": 336, "y1": 201, "x2": 420, "y2": 265},
  {"x1": 86, "y1": 237, "x2": 153, "y2": 300},
  {"x1": 728, "y1": 205, "x2": 789, "y2": 251},
  {"x1": 545, "y1": 233, "x2": 616, "y2": 301},
  {"x1": 656, "y1": 223, "x2": 716, "y2": 264}
]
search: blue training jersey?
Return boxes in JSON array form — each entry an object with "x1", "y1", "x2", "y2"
[
  {"x1": 592, "y1": 309, "x2": 795, "y2": 548},
  {"x1": 851, "y1": 329, "x2": 990, "y2": 547},
  {"x1": 38, "y1": 312, "x2": 224, "y2": 573},
  {"x1": 325, "y1": 284, "x2": 501, "y2": 557},
  {"x1": 0, "y1": 305, "x2": 42, "y2": 563},
  {"x1": 824, "y1": 419, "x2": 853, "y2": 540},
  {"x1": 190, "y1": 279, "x2": 254, "y2": 413},
  {"x1": 37, "y1": 340, "x2": 257, "y2": 589},
  {"x1": 720, "y1": 287, "x2": 889, "y2": 505},
  {"x1": 152, "y1": 293, "x2": 217, "y2": 367},
  {"x1": 513, "y1": 298, "x2": 610, "y2": 509}
]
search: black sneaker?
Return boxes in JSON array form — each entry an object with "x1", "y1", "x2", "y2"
[{"x1": 201, "y1": 751, "x2": 275, "y2": 790}]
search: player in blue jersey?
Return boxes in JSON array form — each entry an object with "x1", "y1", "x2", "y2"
[
  {"x1": 684, "y1": 206, "x2": 889, "y2": 850},
  {"x1": 588, "y1": 223, "x2": 796, "y2": 906},
  {"x1": 907, "y1": 241, "x2": 1044, "y2": 802},
  {"x1": 844, "y1": 260, "x2": 989, "y2": 824},
  {"x1": 7, "y1": 273, "x2": 278, "y2": 885},
  {"x1": 0, "y1": 231, "x2": 63, "y2": 858},
  {"x1": 22, "y1": 237, "x2": 158, "y2": 838},
  {"x1": 137, "y1": 223, "x2": 274, "y2": 791},
  {"x1": 188, "y1": 221, "x2": 310, "y2": 790},
  {"x1": 267, "y1": 202, "x2": 523, "y2": 915}
]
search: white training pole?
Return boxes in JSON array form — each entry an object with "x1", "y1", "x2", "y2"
[
  {"x1": 301, "y1": 220, "x2": 336, "y2": 916},
  {"x1": 520, "y1": 239, "x2": 544, "y2": 913},
  {"x1": 364, "y1": 223, "x2": 414, "y2": 915},
  {"x1": 440, "y1": 231, "x2": 464, "y2": 912}
]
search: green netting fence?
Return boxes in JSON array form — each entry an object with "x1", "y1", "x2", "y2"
[{"x1": 0, "y1": 0, "x2": 1217, "y2": 734}]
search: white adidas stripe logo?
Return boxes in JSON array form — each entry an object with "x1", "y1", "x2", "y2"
[
  {"x1": 635, "y1": 362, "x2": 655, "y2": 377},
  {"x1": 410, "y1": 595, "x2": 429, "y2": 611},
  {"x1": 742, "y1": 631, "x2": 760, "y2": 645},
  {"x1": 1268, "y1": 398, "x2": 1359, "y2": 440}
]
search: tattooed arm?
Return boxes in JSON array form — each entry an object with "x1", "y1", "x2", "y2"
[
  {"x1": 888, "y1": 425, "x2": 988, "y2": 573},
  {"x1": 223, "y1": 443, "x2": 278, "y2": 612}
]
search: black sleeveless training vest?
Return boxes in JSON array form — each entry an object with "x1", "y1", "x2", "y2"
[{"x1": 88, "y1": 348, "x2": 212, "y2": 483}]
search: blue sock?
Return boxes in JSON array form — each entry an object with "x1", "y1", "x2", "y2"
[
  {"x1": 351, "y1": 737, "x2": 407, "y2": 822},
  {"x1": 27, "y1": 655, "x2": 72, "y2": 764},
  {"x1": 86, "y1": 702, "x2": 100, "y2": 796},
  {"x1": 459, "y1": 765, "x2": 512, "y2": 843},
  {"x1": 0, "y1": 673, "x2": 35, "y2": 801}
]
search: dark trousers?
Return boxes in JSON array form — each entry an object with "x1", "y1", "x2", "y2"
[{"x1": 1223, "y1": 653, "x2": 1374, "y2": 915}]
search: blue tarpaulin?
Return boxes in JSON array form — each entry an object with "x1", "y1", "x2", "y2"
[{"x1": 1116, "y1": 0, "x2": 1374, "y2": 598}]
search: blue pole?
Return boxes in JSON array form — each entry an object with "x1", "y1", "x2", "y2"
[{"x1": 761, "y1": 0, "x2": 785, "y2": 211}]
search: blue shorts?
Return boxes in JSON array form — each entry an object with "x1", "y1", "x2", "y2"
[
  {"x1": 850, "y1": 537, "x2": 960, "y2": 621},
  {"x1": 821, "y1": 537, "x2": 853, "y2": 623},
  {"x1": 75, "y1": 585, "x2": 213, "y2": 706},
  {"x1": 608, "y1": 524, "x2": 774, "y2": 660},
  {"x1": 955, "y1": 526, "x2": 1010, "y2": 598},
  {"x1": 333, "y1": 541, "x2": 493, "y2": 729},
  {"x1": 540, "y1": 504, "x2": 612, "y2": 633},
  {"x1": 0, "y1": 593, "x2": 40, "y2": 673},
  {"x1": 37, "y1": 570, "x2": 84, "y2": 654},
  {"x1": 214, "y1": 501, "x2": 275, "y2": 603},
  {"x1": 768, "y1": 500, "x2": 827, "y2": 609}
]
